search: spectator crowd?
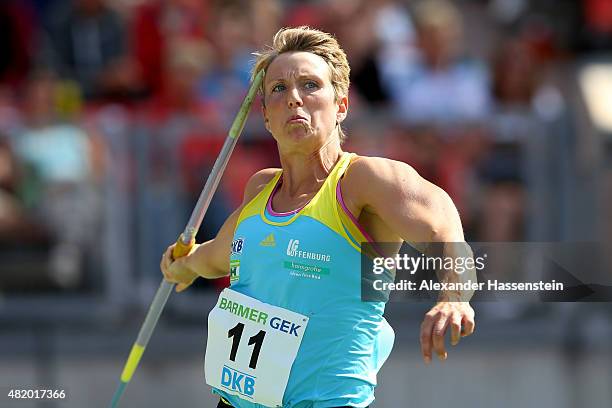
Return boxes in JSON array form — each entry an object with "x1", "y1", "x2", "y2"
[{"x1": 0, "y1": 0, "x2": 610, "y2": 293}]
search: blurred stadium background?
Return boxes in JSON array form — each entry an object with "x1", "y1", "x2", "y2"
[{"x1": 0, "y1": 0, "x2": 611, "y2": 407}]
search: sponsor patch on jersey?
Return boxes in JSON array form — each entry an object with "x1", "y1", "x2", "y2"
[
  {"x1": 286, "y1": 239, "x2": 331, "y2": 262},
  {"x1": 230, "y1": 260, "x2": 240, "y2": 283},
  {"x1": 231, "y1": 238, "x2": 245, "y2": 254},
  {"x1": 259, "y1": 233, "x2": 276, "y2": 247}
]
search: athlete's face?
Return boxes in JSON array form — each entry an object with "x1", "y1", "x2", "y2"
[{"x1": 262, "y1": 52, "x2": 347, "y2": 151}]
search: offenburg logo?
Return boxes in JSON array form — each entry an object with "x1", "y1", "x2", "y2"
[
  {"x1": 286, "y1": 239, "x2": 331, "y2": 262},
  {"x1": 287, "y1": 239, "x2": 300, "y2": 256}
]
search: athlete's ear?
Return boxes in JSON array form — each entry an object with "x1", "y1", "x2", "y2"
[
  {"x1": 262, "y1": 104, "x2": 271, "y2": 132},
  {"x1": 336, "y1": 95, "x2": 348, "y2": 124}
]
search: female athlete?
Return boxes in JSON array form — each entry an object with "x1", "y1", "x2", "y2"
[{"x1": 161, "y1": 26, "x2": 476, "y2": 408}]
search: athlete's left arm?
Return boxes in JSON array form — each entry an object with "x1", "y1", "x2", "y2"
[{"x1": 344, "y1": 156, "x2": 476, "y2": 364}]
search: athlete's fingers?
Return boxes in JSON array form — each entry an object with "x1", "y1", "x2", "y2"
[
  {"x1": 462, "y1": 314, "x2": 475, "y2": 337},
  {"x1": 160, "y1": 246, "x2": 174, "y2": 281},
  {"x1": 420, "y1": 313, "x2": 435, "y2": 364},
  {"x1": 432, "y1": 314, "x2": 449, "y2": 361},
  {"x1": 159, "y1": 249, "x2": 170, "y2": 279},
  {"x1": 450, "y1": 312, "x2": 462, "y2": 346},
  {"x1": 176, "y1": 282, "x2": 190, "y2": 293}
]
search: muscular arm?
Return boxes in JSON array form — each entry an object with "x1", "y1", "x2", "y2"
[
  {"x1": 344, "y1": 156, "x2": 463, "y2": 244},
  {"x1": 161, "y1": 169, "x2": 278, "y2": 287},
  {"x1": 343, "y1": 156, "x2": 476, "y2": 363},
  {"x1": 344, "y1": 157, "x2": 475, "y2": 290}
]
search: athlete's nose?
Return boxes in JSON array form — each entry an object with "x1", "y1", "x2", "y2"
[{"x1": 287, "y1": 87, "x2": 303, "y2": 108}]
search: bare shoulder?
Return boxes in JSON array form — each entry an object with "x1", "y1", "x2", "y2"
[
  {"x1": 344, "y1": 155, "x2": 424, "y2": 197},
  {"x1": 348, "y1": 155, "x2": 419, "y2": 176},
  {"x1": 243, "y1": 168, "x2": 281, "y2": 203},
  {"x1": 343, "y1": 154, "x2": 452, "y2": 215}
]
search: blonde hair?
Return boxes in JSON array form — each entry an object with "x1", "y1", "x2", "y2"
[{"x1": 252, "y1": 26, "x2": 350, "y2": 142}]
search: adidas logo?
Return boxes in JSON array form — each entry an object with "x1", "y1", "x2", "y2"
[{"x1": 259, "y1": 233, "x2": 276, "y2": 247}]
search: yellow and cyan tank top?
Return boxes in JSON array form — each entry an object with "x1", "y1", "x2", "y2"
[{"x1": 213, "y1": 153, "x2": 395, "y2": 408}]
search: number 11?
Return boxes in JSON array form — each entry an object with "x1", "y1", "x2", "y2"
[{"x1": 227, "y1": 323, "x2": 266, "y2": 369}]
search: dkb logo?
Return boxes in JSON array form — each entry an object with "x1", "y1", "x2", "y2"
[
  {"x1": 221, "y1": 366, "x2": 255, "y2": 397},
  {"x1": 231, "y1": 238, "x2": 244, "y2": 254}
]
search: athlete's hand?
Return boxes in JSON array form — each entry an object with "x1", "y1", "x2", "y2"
[
  {"x1": 419, "y1": 301, "x2": 475, "y2": 364},
  {"x1": 160, "y1": 243, "x2": 200, "y2": 292}
]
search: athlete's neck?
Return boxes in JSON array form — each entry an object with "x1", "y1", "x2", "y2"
[{"x1": 277, "y1": 139, "x2": 343, "y2": 197}]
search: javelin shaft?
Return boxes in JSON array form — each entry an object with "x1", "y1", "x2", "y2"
[
  {"x1": 183, "y1": 71, "x2": 264, "y2": 242},
  {"x1": 109, "y1": 70, "x2": 264, "y2": 408}
]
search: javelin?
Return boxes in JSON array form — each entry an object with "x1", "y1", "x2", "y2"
[{"x1": 109, "y1": 70, "x2": 265, "y2": 408}]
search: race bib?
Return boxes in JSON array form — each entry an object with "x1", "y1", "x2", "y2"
[{"x1": 204, "y1": 288, "x2": 309, "y2": 407}]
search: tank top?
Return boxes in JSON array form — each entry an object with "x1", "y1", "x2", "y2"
[{"x1": 212, "y1": 153, "x2": 395, "y2": 408}]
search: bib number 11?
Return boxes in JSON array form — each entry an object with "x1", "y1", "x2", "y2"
[{"x1": 228, "y1": 323, "x2": 266, "y2": 369}]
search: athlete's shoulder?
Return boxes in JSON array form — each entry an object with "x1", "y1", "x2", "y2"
[
  {"x1": 243, "y1": 168, "x2": 281, "y2": 204},
  {"x1": 344, "y1": 155, "x2": 453, "y2": 218},
  {"x1": 345, "y1": 155, "x2": 421, "y2": 187}
]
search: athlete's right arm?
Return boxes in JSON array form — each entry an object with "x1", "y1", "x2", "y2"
[{"x1": 160, "y1": 169, "x2": 278, "y2": 292}]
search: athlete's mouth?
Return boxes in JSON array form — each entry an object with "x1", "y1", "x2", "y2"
[{"x1": 287, "y1": 115, "x2": 308, "y2": 124}]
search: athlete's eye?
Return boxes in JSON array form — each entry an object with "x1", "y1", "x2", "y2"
[
  {"x1": 304, "y1": 81, "x2": 318, "y2": 90},
  {"x1": 271, "y1": 84, "x2": 286, "y2": 93}
]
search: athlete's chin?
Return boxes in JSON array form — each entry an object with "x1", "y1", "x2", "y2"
[{"x1": 285, "y1": 127, "x2": 315, "y2": 142}]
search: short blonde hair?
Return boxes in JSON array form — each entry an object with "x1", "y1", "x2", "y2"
[{"x1": 252, "y1": 26, "x2": 350, "y2": 142}]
